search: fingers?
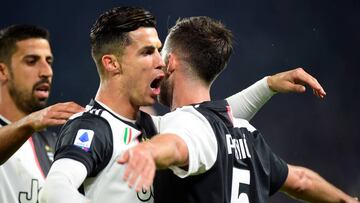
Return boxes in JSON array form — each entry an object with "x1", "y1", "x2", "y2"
[
  {"x1": 52, "y1": 102, "x2": 85, "y2": 113},
  {"x1": 289, "y1": 83, "x2": 306, "y2": 93},
  {"x1": 117, "y1": 144, "x2": 156, "y2": 192},
  {"x1": 27, "y1": 102, "x2": 85, "y2": 131},
  {"x1": 117, "y1": 150, "x2": 129, "y2": 164},
  {"x1": 293, "y1": 68, "x2": 326, "y2": 98},
  {"x1": 44, "y1": 102, "x2": 85, "y2": 121},
  {"x1": 269, "y1": 67, "x2": 327, "y2": 98}
]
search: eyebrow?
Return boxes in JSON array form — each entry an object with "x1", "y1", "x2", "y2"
[
  {"x1": 23, "y1": 55, "x2": 40, "y2": 60},
  {"x1": 139, "y1": 45, "x2": 156, "y2": 52},
  {"x1": 22, "y1": 54, "x2": 54, "y2": 62}
]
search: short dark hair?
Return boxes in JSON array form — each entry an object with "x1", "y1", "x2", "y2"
[
  {"x1": 166, "y1": 16, "x2": 233, "y2": 85},
  {"x1": 0, "y1": 24, "x2": 50, "y2": 65},
  {"x1": 90, "y1": 6, "x2": 156, "y2": 69}
]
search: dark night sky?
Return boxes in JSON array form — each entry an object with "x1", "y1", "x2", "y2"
[{"x1": 1, "y1": 0, "x2": 359, "y2": 201}]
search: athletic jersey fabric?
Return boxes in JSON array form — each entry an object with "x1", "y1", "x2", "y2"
[
  {"x1": 153, "y1": 100, "x2": 288, "y2": 203},
  {"x1": 53, "y1": 100, "x2": 155, "y2": 203},
  {"x1": 0, "y1": 115, "x2": 56, "y2": 203}
]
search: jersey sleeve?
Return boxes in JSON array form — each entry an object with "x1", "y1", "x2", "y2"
[
  {"x1": 159, "y1": 107, "x2": 217, "y2": 178},
  {"x1": 54, "y1": 113, "x2": 113, "y2": 177},
  {"x1": 252, "y1": 130, "x2": 288, "y2": 195},
  {"x1": 226, "y1": 77, "x2": 276, "y2": 121}
]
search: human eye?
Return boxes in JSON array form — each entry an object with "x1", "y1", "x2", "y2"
[
  {"x1": 141, "y1": 47, "x2": 155, "y2": 56},
  {"x1": 24, "y1": 56, "x2": 38, "y2": 66},
  {"x1": 143, "y1": 49, "x2": 154, "y2": 56},
  {"x1": 46, "y1": 57, "x2": 53, "y2": 65}
]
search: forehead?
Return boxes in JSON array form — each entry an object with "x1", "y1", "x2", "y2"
[
  {"x1": 127, "y1": 27, "x2": 162, "y2": 49},
  {"x1": 13, "y1": 38, "x2": 52, "y2": 57}
]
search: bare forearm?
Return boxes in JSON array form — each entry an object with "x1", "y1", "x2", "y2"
[
  {"x1": 0, "y1": 117, "x2": 35, "y2": 164},
  {"x1": 282, "y1": 165, "x2": 357, "y2": 203},
  {"x1": 149, "y1": 133, "x2": 189, "y2": 169},
  {"x1": 118, "y1": 133, "x2": 189, "y2": 192},
  {"x1": 0, "y1": 102, "x2": 84, "y2": 165}
]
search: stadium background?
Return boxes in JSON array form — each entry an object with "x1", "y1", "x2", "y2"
[{"x1": 1, "y1": 0, "x2": 359, "y2": 201}]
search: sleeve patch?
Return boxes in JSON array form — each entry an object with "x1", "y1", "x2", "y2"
[{"x1": 73, "y1": 129, "x2": 94, "y2": 152}]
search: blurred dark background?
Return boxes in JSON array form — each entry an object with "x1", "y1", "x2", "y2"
[{"x1": 1, "y1": 0, "x2": 359, "y2": 201}]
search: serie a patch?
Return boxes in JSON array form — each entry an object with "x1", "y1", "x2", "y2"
[{"x1": 74, "y1": 129, "x2": 94, "y2": 152}]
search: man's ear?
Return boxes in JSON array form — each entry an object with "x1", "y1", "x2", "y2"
[
  {"x1": 0, "y1": 63, "x2": 9, "y2": 82},
  {"x1": 101, "y1": 54, "x2": 121, "y2": 74},
  {"x1": 166, "y1": 53, "x2": 176, "y2": 74}
]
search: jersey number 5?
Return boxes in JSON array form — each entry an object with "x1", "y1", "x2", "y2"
[{"x1": 231, "y1": 168, "x2": 250, "y2": 203}]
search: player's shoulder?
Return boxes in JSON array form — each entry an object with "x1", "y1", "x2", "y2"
[
  {"x1": 70, "y1": 109, "x2": 108, "y2": 123},
  {"x1": 162, "y1": 105, "x2": 204, "y2": 121},
  {"x1": 62, "y1": 109, "x2": 112, "y2": 136},
  {"x1": 56, "y1": 108, "x2": 114, "y2": 149}
]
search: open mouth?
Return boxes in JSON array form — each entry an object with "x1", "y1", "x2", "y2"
[
  {"x1": 34, "y1": 83, "x2": 50, "y2": 99},
  {"x1": 150, "y1": 75, "x2": 164, "y2": 95},
  {"x1": 151, "y1": 76, "x2": 162, "y2": 89}
]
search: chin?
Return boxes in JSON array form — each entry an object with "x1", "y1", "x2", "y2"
[
  {"x1": 143, "y1": 98, "x2": 156, "y2": 106},
  {"x1": 37, "y1": 98, "x2": 48, "y2": 105}
]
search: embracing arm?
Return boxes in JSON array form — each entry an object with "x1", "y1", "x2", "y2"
[
  {"x1": 118, "y1": 110, "x2": 215, "y2": 192},
  {"x1": 226, "y1": 68, "x2": 326, "y2": 120},
  {"x1": 118, "y1": 133, "x2": 188, "y2": 192},
  {"x1": 281, "y1": 164, "x2": 358, "y2": 203},
  {"x1": 0, "y1": 102, "x2": 84, "y2": 165},
  {"x1": 39, "y1": 158, "x2": 90, "y2": 203},
  {"x1": 226, "y1": 76, "x2": 274, "y2": 120}
]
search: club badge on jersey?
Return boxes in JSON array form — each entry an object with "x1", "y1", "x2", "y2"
[{"x1": 74, "y1": 129, "x2": 94, "y2": 152}]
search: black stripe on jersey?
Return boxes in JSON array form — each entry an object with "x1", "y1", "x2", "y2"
[
  {"x1": 136, "y1": 111, "x2": 158, "y2": 141},
  {"x1": 90, "y1": 99, "x2": 140, "y2": 130},
  {"x1": 0, "y1": 115, "x2": 55, "y2": 176},
  {"x1": 32, "y1": 130, "x2": 57, "y2": 176},
  {"x1": 55, "y1": 113, "x2": 113, "y2": 177}
]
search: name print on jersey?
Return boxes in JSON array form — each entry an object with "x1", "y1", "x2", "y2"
[{"x1": 226, "y1": 133, "x2": 251, "y2": 161}]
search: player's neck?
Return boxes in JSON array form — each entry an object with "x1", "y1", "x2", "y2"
[
  {"x1": 0, "y1": 88, "x2": 27, "y2": 122},
  {"x1": 95, "y1": 83, "x2": 139, "y2": 120},
  {"x1": 170, "y1": 78, "x2": 210, "y2": 111}
]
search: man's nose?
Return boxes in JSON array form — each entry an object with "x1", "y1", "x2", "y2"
[{"x1": 39, "y1": 60, "x2": 53, "y2": 78}]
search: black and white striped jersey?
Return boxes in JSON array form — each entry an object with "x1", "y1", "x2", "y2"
[
  {"x1": 54, "y1": 99, "x2": 156, "y2": 203},
  {"x1": 0, "y1": 115, "x2": 56, "y2": 203},
  {"x1": 153, "y1": 100, "x2": 288, "y2": 203}
]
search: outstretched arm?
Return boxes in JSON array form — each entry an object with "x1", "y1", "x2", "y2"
[
  {"x1": 226, "y1": 68, "x2": 326, "y2": 120},
  {"x1": 118, "y1": 110, "x2": 213, "y2": 192},
  {"x1": 39, "y1": 158, "x2": 90, "y2": 203},
  {"x1": 0, "y1": 102, "x2": 84, "y2": 165},
  {"x1": 267, "y1": 68, "x2": 326, "y2": 97},
  {"x1": 281, "y1": 164, "x2": 358, "y2": 203},
  {"x1": 118, "y1": 133, "x2": 188, "y2": 192}
]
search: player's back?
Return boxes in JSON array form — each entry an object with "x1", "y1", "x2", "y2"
[{"x1": 154, "y1": 100, "x2": 288, "y2": 203}]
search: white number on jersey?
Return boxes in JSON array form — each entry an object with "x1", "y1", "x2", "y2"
[{"x1": 231, "y1": 168, "x2": 250, "y2": 203}]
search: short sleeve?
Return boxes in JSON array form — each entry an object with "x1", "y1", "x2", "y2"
[
  {"x1": 269, "y1": 148, "x2": 288, "y2": 195},
  {"x1": 251, "y1": 130, "x2": 288, "y2": 195},
  {"x1": 54, "y1": 113, "x2": 113, "y2": 177}
]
